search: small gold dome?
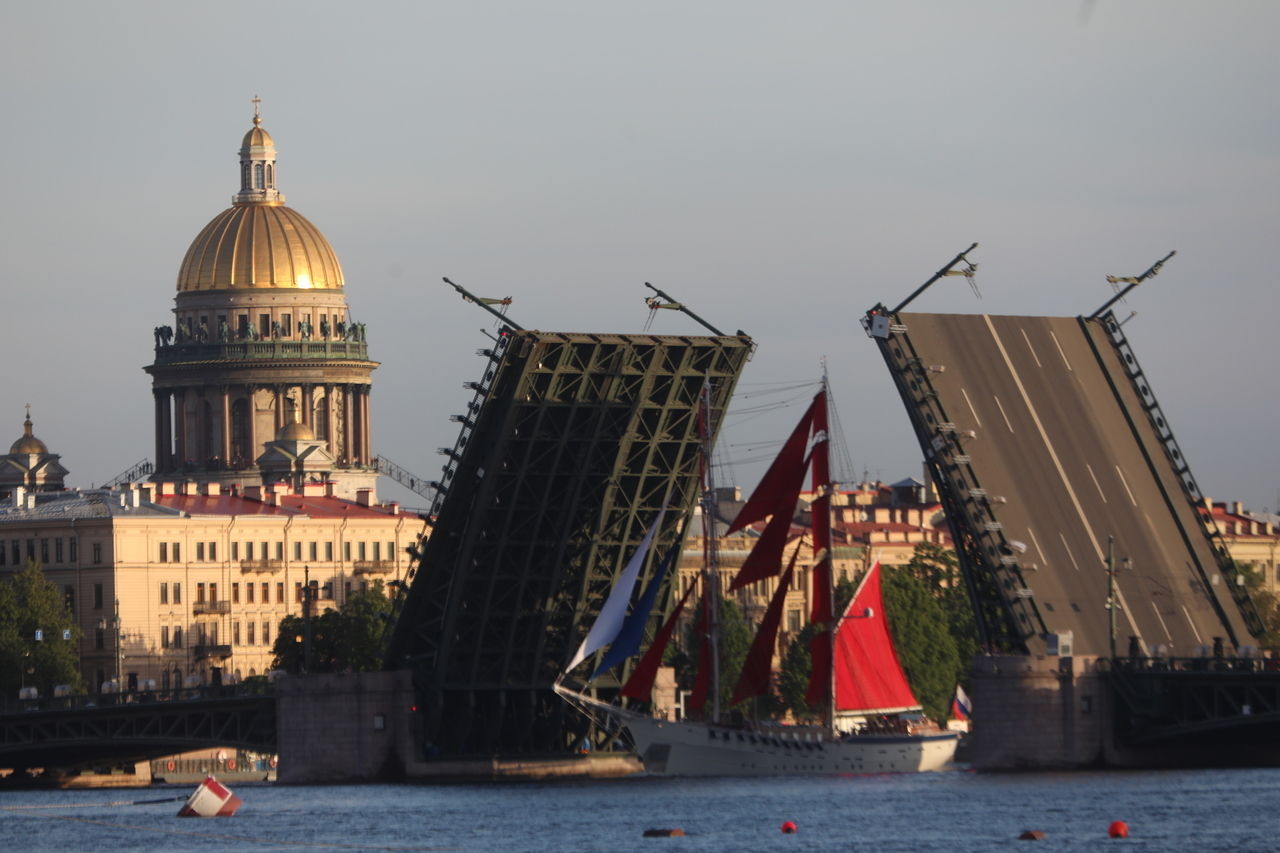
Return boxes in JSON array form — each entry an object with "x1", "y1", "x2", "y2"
[
  {"x1": 176, "y1": 204, "x2": 344, "y2": 292},
  {"x1": 241, "y1": 116, "x2": 274, "y2": 150},
  {"x1": 10, "y1": 415, "x2": 48, "y2": 455},
  {"x1": 278, "y1": 420, "x2": 316, "y2": 442}
]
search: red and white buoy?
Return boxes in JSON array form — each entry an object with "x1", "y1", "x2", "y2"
[{"x1": 177, "y1": 775, "x2": 243, "y2": 818}]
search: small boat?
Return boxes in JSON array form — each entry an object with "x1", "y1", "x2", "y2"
[{"x1": 556, "y1": 378, "x2": 959, "y2": 776}]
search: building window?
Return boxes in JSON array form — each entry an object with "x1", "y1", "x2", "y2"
[
  {"x1": 0, "y1": 543, "x2": 5, "y2": 566},
  {"x1": 174, "y1": 626, "x2": 183, "y2": 648},
  {"x1": 196, "y1": 583, "x2": 206, "y2": 604},
  {"x1": 272, "y1": 542, "x2": 281, "y2": 561},
  {"x1": 197, "y1": 542, "x2": 205, "y2": 561},
  {"x1": 173, "y1": 543, "x2": 181, "y2": 562},
  {"x1": 295, "y1": 582, "x2": 303, "y2": 603},
  {"x1": 325, "y1": 542, "x2": 333, "y2": 561},
  {"x1": 246, "y1": 583, "x2": 254, "y2": 603},
  {"x1": 276, "y1": 583, "x2": 284, "y2": 603},
  {"x1": 95, "y1": 627, "x2": 105, "y2": 650},
  {"x1": 173, "y1": 582, "x2": 182, "y2": 604},
  {"x1": 40, "y1": 539, "x2": 49, "y2": 564},
  {"x1": 161, "y1": 625, "x2": 170, "y2": 649},
  {"x1": 344, "y1": 542, "x2": 351, "y2": 561},
  {"x1": 94, "y1": 583, "x2": 104, "y2": 610},
  {"x1": 232, "y1": 541, "x2": 239, "y2": 560},
  {"x1": 26, "y1": 539, "x2": 35, "y2": 560},
  {"x1": 373, "y1": 542, "x2": 381, "y2": 561},
  {"x1": 210, "y1": 582, "x2": 218, "y2": 602},
  {"x1": 309, "y1": 542, "x2": 318, "y2": 561},
  {"x1": 387, "y1": 542, "x2": 395, "y2": 562},
  {"x1": 209, "y1": 542, "x2": 217, "y2": 561},
  {"x1": 160, "y1": 582, "x2": 168, "y2": 605},
  {"x1": 248, "y1": 621, "x2": 256, "y2": 645},
  {"x1": 281, "y1": 313, "x2": 292, "y2": 337},
  {"x1": 69, "y1": 538, "x2": 77, "y2": 562},
  {"x1": 262, "y1": 622, "x2": 270, "y2": 645},
  {"x1": 344, "y1": 581, "x2": 351, "y2": 598},
  {"x1": 254, "y1": 162, "x2": 264, "y2": 189},
  {"x1": 55, "y1": 538, "x2": 63, "y2": 563},
  {"x1": 261, "y1": 582, "x2": 268, "y2": 602},
  {"x1": 9, "y1": 540, "x2": 17, "y2": 565},
  {"x1": 245, "y1": 541, "x2": 253, "y2": 560},
  {"x1": 358, "y1": 542, "x2": 367, "y2": 561},
  {"x1": 92, "y1": 543, "x2": 102, "y2": 564},
  {"x1": 232, "y1": 583, "x2": 240, "y2": 603},
  {"x1": 160, "y1": 542, "x2": 169, "y2": 562},
  {"x1": 233, "y1": 622, "x2": 241, "y2": 645},
  {"x1": 293, "y1": 541, "x2": 302, "y2": 561}
]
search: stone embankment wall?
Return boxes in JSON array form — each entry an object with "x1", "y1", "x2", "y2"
[
  {"x1": 966, "y1": 654, "x2": 1108, "y2": 770},
  {"x1": 276, "y1": 671, "x2": 640, "y2": 783}
]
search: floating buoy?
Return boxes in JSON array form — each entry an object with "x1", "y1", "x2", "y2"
[
  {"x1": 166, "y1": 760, "x2": 176, "y2": 772},
  {"x1": 1108, "y1": 820, "x2": 1129, "y2": 839},
  {"x1": 642, "y1": 828, "x2": 685, "y2": 837},
  {"x1": 1018, "y1": 830, "x2": 1046, "y2": 840},
  {"x1": 177, "y1": 775, "x2": 242, "y2": 818},
  {"x1": 781, "y1": 821, "x2": 798, "y2": 834},
  {"x1": 226, "y1": 758, "x2": 236, "y2": 770}
]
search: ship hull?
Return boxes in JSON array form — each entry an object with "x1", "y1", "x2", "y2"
[{"x1": 623, "y1": 715, "x2": 959, "y2": 776}]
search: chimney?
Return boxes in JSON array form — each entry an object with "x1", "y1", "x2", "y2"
[
  {"x1": 356, "y1": 488, "x2": 374, "y2": 507},
  {"x1": 181, "y1": 481, "x2": 199, "y2": 496},
  {"x1": 203, "y1": 482, "x2": 221, "y2": 497},
  {"x1": 244, "y1": 485, "x2": 264, "y2": 502}
]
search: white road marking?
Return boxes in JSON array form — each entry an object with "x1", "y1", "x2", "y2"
[
  {"x1": 1150, "y1": 601, "x2": 1173, "y2": 642},
  {"x1": 1086, "y1": 464, "x2": 1108, "y2": 503},
  {"x1": 983, "y1": 314, "x2": 1140, "y2": 640},
  {"x1": 1020, "y1": 328, "x2": 1042, "y2": 368},
  {"x1": 1181, "y1": 605, "x2": 1204, "y2": 645},
  {"x1": 993, "y1": 395, "x2": 1014, "y2": 432},
  {"x1": 1027, "y1": 527, "x2": 1048, "y2": 567},
  {"x1": 1058, "y1": 532, "x2": 1082, "y2": 572},
  {"x1": 1115, "y1": 465, "x2": 1138, "y2": 506},
  {"x1": 1049, "y1": 331, "x2": 1073, "y2": 372},
  {"x1": 961, "y1": 387, "x2": 982, "y2": 427}
]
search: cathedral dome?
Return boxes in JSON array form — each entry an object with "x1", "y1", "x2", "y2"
[
  {"x1": 176, "y1": 204, "x2": 344, "y2": 292},
  {"x1": 10, "y1": 415, "x2": 48, "y2": 455},
  {"x1": 277, "y1": 420, "x2": 316, "y2": 442}
]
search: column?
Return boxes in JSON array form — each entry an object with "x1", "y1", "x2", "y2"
[
  {"x1": 245, "y1": 385, "x2": 257, "y2": 464},
  {"x1": 362, "y1": 387, "x2": 373, "y2": 464},
  {"x1": 220, "y1": 389, "x2": 232, "y2": 464},
  {"x1": 155, "y1": 390, "x2": 170, "y2": 472},
  {"x1": 173, "y1": 389, "x2": 187, "y2": 468},
  {"x1": 301, "y1": 384, "x2": 313, "y2": 428},
  {"x1": 325, "y1": 385, "x2": 337, "y2": 455},
  {"x1": 274, "y1": 386, "x2": 286, "y2": 433},
  {"x1": 341, "y1": 386, "x2": 353, "y2": 465}
]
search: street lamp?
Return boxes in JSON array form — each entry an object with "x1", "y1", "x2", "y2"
[{"x1": 97, "y1": 602, "x2": 122, "y2": 688}]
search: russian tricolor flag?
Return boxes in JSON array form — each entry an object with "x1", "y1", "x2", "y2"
[{"x1": 951, "y1": 685, "x2": 972, "y2": 721}]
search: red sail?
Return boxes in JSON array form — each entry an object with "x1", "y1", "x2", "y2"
[
  {"x1": 728, "y1": 495, "x2": 802, "y2": 591},
  {"x1": 726, "y1": 396, "x2": 817, "y2": 534},
  {"x1": 620, "y1": 581, "x2": 695, "y2": 702},
  {"x1": 686, "y1": 583, "x2": 713, "y2": 714},
  {"x1": 731, "y1": 551, "x2": 798, "y2": 706},
  {"x1": 834, "y1": 563, "x2": 920, "y2": 714},
  {"x1": 804, "y1": 388, "x2": 833, "y2": 707}
]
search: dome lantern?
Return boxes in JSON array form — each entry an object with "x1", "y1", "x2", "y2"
[{"x1": 234, "y1": 95, "x2": 285, "y2": 206}]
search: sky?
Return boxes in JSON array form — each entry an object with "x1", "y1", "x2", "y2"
[{"x1": 1, "y1": 2, "x2": 1276, "y2": 512}]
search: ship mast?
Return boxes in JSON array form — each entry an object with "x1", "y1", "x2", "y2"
[
  {"x1": 815, "y1": 365, "x2": 837, "y2": 731},
  {"x1": 699, "y1": 378, "x2": 723, "y2": 724}
]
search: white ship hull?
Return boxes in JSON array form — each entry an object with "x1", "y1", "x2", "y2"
[{"x1": 624, "y1": 715, "x2": 958, "y2": 776}]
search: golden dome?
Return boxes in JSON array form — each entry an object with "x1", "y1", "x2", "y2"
[
  {"x1": 176, "y1": 204, "x2": 344, "y2": 292},
  {"x1": 10, "y1": 415, "x2": 47, "y2": 455},
  {"x1": 278, "y1": 420, "x2": 316, "y2": 442},
  {"x1": 241, "y1": 116, "x2": 274, "y2": 150}
]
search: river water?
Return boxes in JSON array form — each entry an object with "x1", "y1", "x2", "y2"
[{"x1": 2, "y1": 768, "x2": 1276, "y2": 852}]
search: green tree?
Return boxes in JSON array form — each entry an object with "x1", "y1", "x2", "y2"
[
  {"x1": 880, "y1": 564, "x2": 963, "y2": 721},
  {"x1": 904, "y1": 544, "x2": 981, "y2": 667},
  {"x1": 0, "y1": 562, "x2": 82, "y2": 698},
  {"x1": 775, "y1": 577, "x2": 855, "y2": 720},
  {"x1": 1234, "y1": 560, "x2": 1280, "y2": 648},
  {"x1": 271, "y1": 581, "x2": 393, "y2": 674}
]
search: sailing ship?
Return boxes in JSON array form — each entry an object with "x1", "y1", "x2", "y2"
[{"x1": 556, "y1": 380, "x2": 959, "y2": 775}]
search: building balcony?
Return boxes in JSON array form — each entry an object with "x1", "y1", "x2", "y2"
[
  {"x1": 240, "y1": 560, "x2": 284, "y2": 573},
  {"x1": 151, "y1": 340, "x2": 371, "y2": 367},
  {"x1": 192, "y1": 600, "x2": 231, "y2": 615},
  {"x1": 352, "y1": 560, "x2": 395, "y2": 575},
  {"x1": 192, "y1": 644, "x2": 232, "y2": 661}
]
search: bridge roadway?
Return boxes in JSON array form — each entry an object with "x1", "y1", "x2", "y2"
[
  {"x1": 0, "y1": 685, "x2": 275, "y2": 772},
  {"x1": 898, "y1": 312, "x2": 1251, "y2": 657}
]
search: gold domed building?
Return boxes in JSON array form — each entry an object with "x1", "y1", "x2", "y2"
[{"x1": 146, "y1": 105, "x2": 377, "y2": 497}]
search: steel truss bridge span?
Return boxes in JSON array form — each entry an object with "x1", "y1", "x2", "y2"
[{"x1": 385, "y1": 329, "x2": 753, "y2": 756}]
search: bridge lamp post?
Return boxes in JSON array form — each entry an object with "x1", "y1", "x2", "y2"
[{"x1": 98, "y1": 602, "x2": 122, "y2": 688}]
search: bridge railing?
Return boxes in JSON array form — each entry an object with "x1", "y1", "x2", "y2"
[
  {"x1": 0, "y1": 680, "x2": 274, "y2": 716},
  {"x1": 1103, "y1": 655, "x2": 1280, "y2": 675}
]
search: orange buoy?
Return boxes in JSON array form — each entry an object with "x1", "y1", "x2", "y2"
[
  {"x1": 642, "y1": 828, "x2": 685, "y2": 837},
  {"x1": 1019, "y1": 830, "x2": 1046, "y2": 840},
  {"x1": 781, "y1": 821, "x2": 798, "y2": 834},
  {"x1": 226, "y1": 758, "x2": 236, "y2": 770},
  {"x1": 1108, "y1": 821, "x2": 1129, "y2": 839},
  {"x1": 166, "y1": 759, "x2": 176, "y2": 772}
]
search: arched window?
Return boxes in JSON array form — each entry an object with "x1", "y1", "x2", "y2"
[
  {"x1": 201, "y1": 400, "x2": 214, "y2": 466},
  {"x1": 254, "y1": 162, "x2": 264, "y2": 189},
  {"x1": 265, "y1": 163, "x2": 273, "y2": 187},
  {"x1": 313, "y1": 395, "x2": 329, "y2": 441},
  {"x1": 241, "y1": 162, "x2": 251, "y2": 189}
]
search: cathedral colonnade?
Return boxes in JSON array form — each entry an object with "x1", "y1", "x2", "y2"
[{"x1": 152, "y1": 383, "x2": 373, "y2": 472}]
